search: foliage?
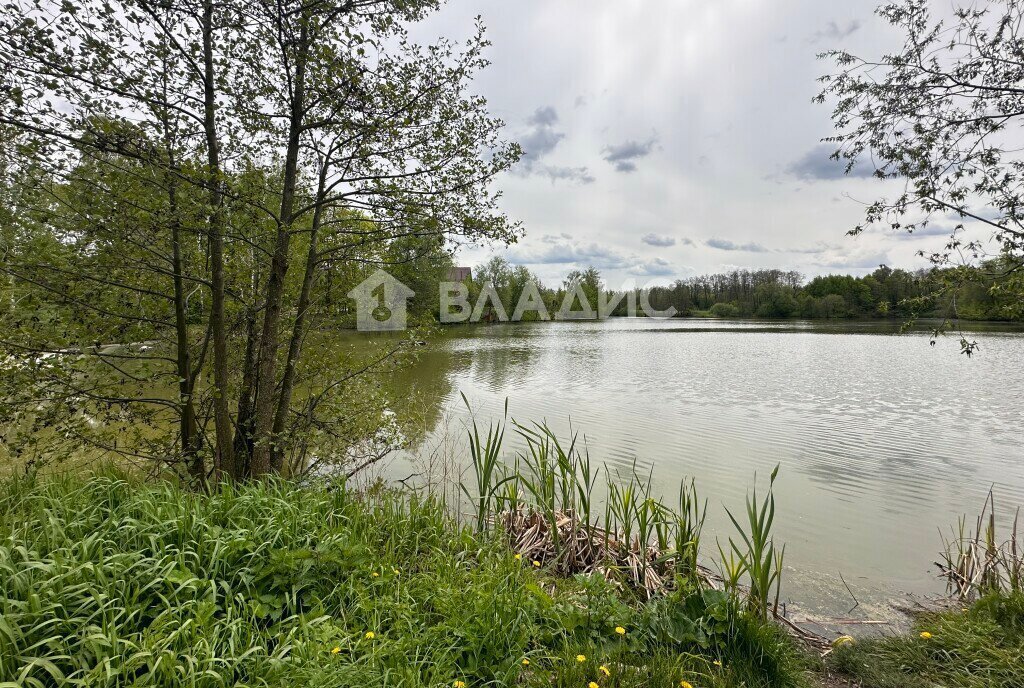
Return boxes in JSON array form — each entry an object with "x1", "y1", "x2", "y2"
[
  {"x1": 817, "y1": 0, "x2": 1024, "y2": 341},
  {"x1": 0, "y1": 472, "x2": 811, "y2": 688},
  {"x1": 709, "y1": 302, "x2": 741, "y2": 318},
  {"x1": 468, "y1": 261, "x2": 1022, "y2": 322},
  {"x1": 0, "y1": 0, "x2": 521, "y2": 481},
  {"x1": 724, "y1": 465, "x2": 784, "y2": 620}
]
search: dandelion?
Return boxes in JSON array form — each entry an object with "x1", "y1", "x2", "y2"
[
  {"x1": 599, "y1": 666, "x2": 610, "y2": 677},
  {"x1": 576, "y1": 654, "x2": 586, "y2": 663},
  {"x1": 920, "y1": 631, "x2": 933, "y2": 639},
  {"x1": 522, "y1": 659, "x2": 530, "y2": 666},
  {"x1": 392, "y1": 568, "x2": 400, "y2": 575},
  {"x1": 514, "y1": 553, "x2": 522, "y2": 560},
  {"x1": 680, "y1": 681, "x2": 693, "y2": 688},
  {"x1": 713, "y1": 659, "x2": 722, "y2": 667},
  {"x1": 364, "y1": 631, "x2": 375, "y2": 640},
  {"x1": 614, "y1": 626, "x2": 626, "y2": 635},
  {"x1": 589, "y1": 683, "x2": 599, "y2": 688},
  {"x1": 371, "y1": 572, "x2": 379, "y2": 578},
  {"x1": 533, "y1": 560, "x2": 541, "y2": 567},
  {"x1": 330, "y1": 646, "x2": 341, "y2": 655},
  {"x1": 453, "y1": 682, "x2": 466, "y2": 688}
]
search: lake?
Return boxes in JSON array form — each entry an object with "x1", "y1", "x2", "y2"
[{"x1": 379, "y1": 317, "x2": 1024, "y2": 619}]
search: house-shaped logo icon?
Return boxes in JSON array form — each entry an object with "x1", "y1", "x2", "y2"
[{"x1": 347, "y1": 270, "x2": 415, "y2": 332}]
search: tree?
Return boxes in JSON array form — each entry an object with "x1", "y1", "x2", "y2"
[
  {"x1": 0, "y1": 0, "x2": 520, "y2": 481},
  {"x1": 818, "y1": 0, "x2": 1024, "y2": 348},
  {"x1": 562, "y1": 266, "x2": 601, "y2": 313}
]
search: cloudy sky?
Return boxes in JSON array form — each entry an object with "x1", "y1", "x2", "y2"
[{"x1": 412, "y1": 1, "x2": 949, "y2": 287}]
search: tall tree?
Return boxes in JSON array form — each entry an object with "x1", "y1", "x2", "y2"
[{"x1": 0, "y1": 0, "x2": 520, "y2": 480}]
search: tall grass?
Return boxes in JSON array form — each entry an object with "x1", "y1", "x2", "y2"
[
  {"x1": 0, "y1": 472, "x2": 536, "y2": 687},
  {"x1": 0, "y1": 471, "x2": 809, "y2": 688}
]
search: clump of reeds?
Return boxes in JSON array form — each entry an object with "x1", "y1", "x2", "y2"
[
  {"x1": 499, "y1": 423, "x2": 711, "y2": 597},
  {"x1": 938, "y1": 489, "x2": 1023, "y2": 599},
  {"x1": 461, "y1": 405, "x2": 787, "y2": 609}
]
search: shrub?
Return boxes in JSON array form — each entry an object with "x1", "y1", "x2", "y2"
[{"x1": 709, "y1": 302, "x2": 741, "y2": 318}]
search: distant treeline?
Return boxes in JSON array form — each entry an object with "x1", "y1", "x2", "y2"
[
  {"x1": 635, "y1": 261, "x2": 1019, "y2": 320},
  {"x1": 457, "y1": 257, "x2": 1022, "y2": 322}
]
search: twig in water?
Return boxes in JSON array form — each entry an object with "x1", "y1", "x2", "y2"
[{"x1": 839, "y1": 570, "x2": 859, "y2": 615}]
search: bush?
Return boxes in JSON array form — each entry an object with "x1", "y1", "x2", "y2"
[{"x1": 709, "y1": 302, "x2": 741, "y2": 318}]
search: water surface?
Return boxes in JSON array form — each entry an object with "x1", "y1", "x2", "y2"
[{"x1": 384, "y1": 318, "x2": 1024, "y2": 618}]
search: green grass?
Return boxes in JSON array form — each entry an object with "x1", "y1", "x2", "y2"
[
  {"x1": 0, "y1": 471, "x2": 811, "y2": 688},
  {"x1": 829, "y1": 593, "x2": 1024, "y2": 688}
]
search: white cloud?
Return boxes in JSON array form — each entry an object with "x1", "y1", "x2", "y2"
[
  {"x1": 706, "y1": 238, "x2": 770, "y2": 253},
  {"x1": 641, "y1": 233, "x2": 676, "y2": 247},
  {"x1": 505, "y1": 234, "x2": 681, "y2": 278}
]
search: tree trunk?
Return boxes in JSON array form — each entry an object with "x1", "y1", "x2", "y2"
[
  {"x1": 169, "y1": 175, "x2": 203, "y2": 483},
  {"x1": 270, "y1": 164, "x2": 327, "y2": 474},
  {"x1": 202, "y1": 0, "x2": 235, "y2": 480},
  {"x1": 250, "y1": 28, "x2": 309, "y2": 477},
  {"x1": 232, "y1": 305, "x2": 259, "y2": 478}
]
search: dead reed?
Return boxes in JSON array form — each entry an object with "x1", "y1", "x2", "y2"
[
  {"x1": 938, "y1": 488, "x2": 1023, "y2": 599},
  {"x1": 462, "y1": 406, "x2": 785, "y2": 616}
]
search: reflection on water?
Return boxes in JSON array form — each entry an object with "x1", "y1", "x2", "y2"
[{"x1": 380, "y1": 318, "x2": 1024, "y2": 616}]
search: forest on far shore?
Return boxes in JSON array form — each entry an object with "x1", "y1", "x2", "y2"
[{"x1": 446, "y1": 256, "x2": 1022, "y2": 324}]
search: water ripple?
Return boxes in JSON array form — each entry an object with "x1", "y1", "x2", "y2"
[{"x1": 393, "y1": 319, "x2": 1024, "y2": 615}]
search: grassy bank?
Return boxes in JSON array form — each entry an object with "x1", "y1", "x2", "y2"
[
  {"x1": 829, "y1": 593, "x2": 1024, "y2": 687},
  {"x1": 0, "y1": 473, "x2": 810, "y2": 688}
]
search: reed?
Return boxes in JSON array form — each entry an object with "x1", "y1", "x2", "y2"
[
  {"x1": 460, "y1": 394, "x2": 514, "y2": 533},
  {"x1": 724, "y1": 464, "x2": 785, "y2": 620},
  {"x1": 939, "y1": 488, "x2": 1023, "y2": 599},
  {"x1": 461, "y1": 406, "x2": 724, "y2": 597},
  {"x1": 673, "y1": 478, "x2": 707, "y2": 583}
]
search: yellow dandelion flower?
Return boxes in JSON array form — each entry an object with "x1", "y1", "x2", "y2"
[
  {"x1": 453, "y1": 682, "x2": 466, "y2": 688},
  {"x1": 532, "y1": 560, "x2": 541, "y2": 567},
  {"x1": 576, "y1": 654, "x2": 586, "y2": 663},
  {"x1": 614, "y1": 626, "x2": 626, "y2": 635},
  {"x1": 589, "y1": 683, "x2": 599, "y2": 688},
  {"x1": 392, "y1": 568, "x2": 400, "y2": 575},
  {"x1": 920, "y1": 631, "x2": 933, "y2": 639},
  {"x1": 599, "y1": 665, "x2": 611, "y2": 677},
  {"x1": 713, "y1": 659, "x2": 722, "y2": 667},
  {"x1": 522, "y1": 659, "x2": 530, "y2": 666},
  {"x1": 330, "y1": 646, "x2": 341, "y2": 654},
  {"x1": 680, "y1": 681, "x2": 693, "y2": 688},
  {"x1": 514, "y1": 553, "x2": 522, "y2": 560},
  {"x1": 364, "y1": 631, "x2": 375, "y2": 640},
  {"x1": 371, "y1": 572, "x2": 379, "y2": 578}
]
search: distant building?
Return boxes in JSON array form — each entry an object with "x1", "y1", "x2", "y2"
[{"x1": 448, "y1": 266, "x2": 472, "y2": 282}]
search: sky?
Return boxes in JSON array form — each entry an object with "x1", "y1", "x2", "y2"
[{"x1": 411, "y1": 0, "x2": 955, "y2": 288}]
